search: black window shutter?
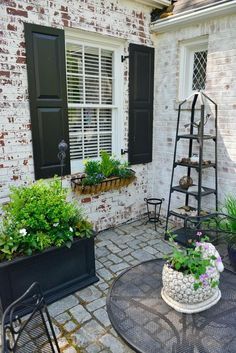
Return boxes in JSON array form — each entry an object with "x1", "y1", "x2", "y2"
[
  {"x1": 128, "y1": 43, "x2": 154, "y2": 165},
  {"x1": 24, "y1": 23, "x2": 70, "y2": 179}
]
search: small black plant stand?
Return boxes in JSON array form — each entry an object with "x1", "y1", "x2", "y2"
[{"x1": 144, "y1": 198, "x2": 164, "y2": 231}]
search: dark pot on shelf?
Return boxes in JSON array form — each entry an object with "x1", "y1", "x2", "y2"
[{"x1": 228, "y1": 244, "x2": 236, "y2": 271}]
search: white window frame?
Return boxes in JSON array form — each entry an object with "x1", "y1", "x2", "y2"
[
  {"x1": 65, "y1": 29, "x2": 125, "y2": 173},
  {"x1": 178, "y1": 36, "x2": 208, "y2": 101}
]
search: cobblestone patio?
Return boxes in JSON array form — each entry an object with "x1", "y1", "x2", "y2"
[
  {"x1": 1, "y1": 219, "x2": 233, "y2": 353},
  {"x1": 48, "y1": 219, "x2": 173, "y2": 353}
]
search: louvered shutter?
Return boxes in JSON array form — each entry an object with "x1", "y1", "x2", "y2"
[
  {"x1": 66, "y1": 43, "x2": 113, "y2": 167},
  {"x1": 24, "y1": 23, "x2": 70, "y2": 179},
  {"x1": 128, "y1": 44, "x2": 154, "y2": 165}
]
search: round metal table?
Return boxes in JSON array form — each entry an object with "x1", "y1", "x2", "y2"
[{"x1": 107, "y1": 259, "x2": 236, "y2": 353}]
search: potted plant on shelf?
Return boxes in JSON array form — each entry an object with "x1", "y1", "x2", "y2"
[
  {"x1": 162, "y1": 234, "x2": 224, "y2": 313},
  {"x1": 71, "y1": 151, "x2": 135, "y2": 195},
  {"x1": 0, "y1": 178, "x2": 98, "y2": 315},
  {"x1": 223, "y1": 196, "x2": 236, "y2": 270}
]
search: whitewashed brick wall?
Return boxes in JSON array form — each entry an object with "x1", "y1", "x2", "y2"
[
  {"x1": 0, "y1": 0, "x2": 156, "y2": 231},
  {"x1": 152, "y1": 14, "x2": 236, "y2": 215},
  {"x1": 1, "y1": 0, "x2": 236, "y2": 231}
]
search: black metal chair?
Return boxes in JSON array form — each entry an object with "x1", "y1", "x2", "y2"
[
  {"x1": 1, "y1": 282, "x2": 60, "y2": 353},
  {"x1": 183, "y1": 212, "x2": 236, "y2": 244}
]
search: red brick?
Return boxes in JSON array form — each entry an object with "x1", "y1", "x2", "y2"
[
  {"x1": 0, "y1": 71, "x2": 10, "y2": 78},
  {"x1": 7, "y1": 23, "x2": 17, "y2": 31},
  {"x1": 7, "y1": 8, "x2": 28, "y2": 18},
  {"x1": 81, "y1": 197, "x2": 92, "y2": 203},
  {"x1": 61, "y1": 5, "x2": 68, "y2": 12},
  {"x1": 16, "y1": 57, "x2": 26, "y2": 64}
]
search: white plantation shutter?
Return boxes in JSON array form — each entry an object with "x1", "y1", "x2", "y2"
[{"x1": 66, "y1": 42, "x2": 115, "y2": 170}]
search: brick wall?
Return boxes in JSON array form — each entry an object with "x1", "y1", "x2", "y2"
[
  {"x1": 0, "y1": 0, "x2": 154, "y2": 230},
  {"x1": 152, "y1": 13, "x2": 236, "y2": 216},
  {"x1": 2, "y1": 0, "x2": 236, "y2": 231}
]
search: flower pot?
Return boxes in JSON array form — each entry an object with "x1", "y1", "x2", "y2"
[
  {"x1": 161, "y1": 264, "x2": 221, "y2": 313},
  {"x1": 228, "y1": 244, "x2": 236, "y2": 271},
  {"x1": 0, "y1": 235, "x2": 98, "y2": 318}
]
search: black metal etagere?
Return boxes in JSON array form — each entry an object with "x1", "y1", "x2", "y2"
[{"x1": 165, "y1": 92, "x2": 218, "y2": 245}]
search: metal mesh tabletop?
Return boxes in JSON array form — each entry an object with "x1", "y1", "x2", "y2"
[{"x1": 107, "y1": 259, "x2": 236, "y2": 353}]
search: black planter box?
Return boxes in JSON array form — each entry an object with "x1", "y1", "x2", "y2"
[{"x1": 0, "y1": 236, "x2": 98, "y2": 316}]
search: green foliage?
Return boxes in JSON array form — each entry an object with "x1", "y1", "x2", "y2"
[
  {"x1": 0, "y1": 178, "x2": 93, "y2": 262},
  {"x1": 99, "y1": 151, "x2": 120, "y2": 178},
  {"x1": 84, "y1": 160, "x2": 101, "y2": 177},
  {"x1": 223, "y1": 195, "x2": 236, "y2": 245},
  {"x1": 82, "y1": 151, "x2": 133, "y2": 186},
  {"x1": 165, "y1": 236, "x2": 219, "y2": 290}
]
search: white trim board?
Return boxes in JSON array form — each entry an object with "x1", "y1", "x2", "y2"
[
  {"x1": 151, "y1": 0, "x2": 236, "y2": 33},
  {"x1": 133, "y1": 0, "x2": 171, "y2": 8}
]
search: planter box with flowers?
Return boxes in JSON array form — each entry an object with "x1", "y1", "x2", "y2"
[
  {"x1": 0, "y1": 179, "x2": 98, "y2": 315},
  {"x1": 71, "y1": 151, "x2": 136, "y2": 195},
  {"x1": 162, "y1": 234, "x2": 224, "y2": 313}
]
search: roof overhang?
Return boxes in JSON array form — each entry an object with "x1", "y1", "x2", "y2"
[
  {"x1": 151, "y1": 0, "x2": 236, "y2": 33},
  {"x1": 133, "y1": 0, "x2": 171, "y2": 9}
]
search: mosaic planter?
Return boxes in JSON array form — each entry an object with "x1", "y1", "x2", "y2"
[
  {"x1": 161, "y1": 263, "x2": 221, "y2": 313},
  {"x1": 71, "y1": 171, "x2": 136, "y2": 195}
]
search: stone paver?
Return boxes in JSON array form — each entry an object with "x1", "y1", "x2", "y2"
[
  {"x1": 14, "y1": 219, "x2": 173, "y2": 353},
  {"x1": 43, "y1": 217, "x2": 236, "y2": 353},
  {"x1": 47, "y1": 219, "x2": 172, "y2": 353}
]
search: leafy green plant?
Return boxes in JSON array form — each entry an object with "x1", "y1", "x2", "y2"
[
  {"x1": 223, "y1": 195, "x2": 236, "y2": 245},
  {"x1": 165, "y1": 235, "x2": 222, "y2": 290},
  {"x1": 84, "y1": 160, "x2": 101, "y2": 177},
  {"x1": 82, "y1": 151, "x2": 134, "y2": 186},
  {"x1": 0, "y1": 178, "x2": 93, "y2": 262},
  {"x1": 99, "y1": 151, "x2": 119, "y2": 178}
]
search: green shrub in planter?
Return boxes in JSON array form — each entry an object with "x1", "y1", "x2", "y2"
[{"x1": 0, "y1": 178, "x2": 93, "y2": 261}]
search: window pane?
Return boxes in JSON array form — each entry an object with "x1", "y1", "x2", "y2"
[
  {"x1": 192, "y1": 50, "x2": 207, "y2": 91},
  {"x1": 99, "y1": 109, "x2": 112, "y2": 132},
  {"x1": 84, "y1": 108, "x2": 97, "y2": 131},
  {"x1": 101, "y1": 50, "x2": 113, "y2": 78},
  {"x1": 66, "y1": 45, "x2": 83, "y2": 75},
  {"x1": 84, "y1": 134, "x2": 98, "y2": 158},
  {"x1": 99, "y1": 134, "x2": 112, "y2": 154},
  {"x1": 67, "y1": 75, "x2": 83, "y2": 104},
  {"x1": 85, "y1": 77, "x2": 99, "y2": 104},
  {"x1": 101, "y1": 78, "x2": 112, "y2": 104},
  {"x1": 66, "y1": 45, "x2": 83, "y2": 104},
  {"x1": 85, "y1": 47, "x2": 99, "y2": 76},
  {"x1": 68, "y1": 108, "x2": 83, "y2": 160}
]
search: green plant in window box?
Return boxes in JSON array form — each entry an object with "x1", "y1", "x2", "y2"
[
  {"x1": 0, "y1": 178, "x2": 93, "y2": 262},
  {"x1": 72, "y1": 151, "x2": 135, "y2": 194}
]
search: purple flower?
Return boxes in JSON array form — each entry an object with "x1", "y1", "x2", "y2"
[
  {"x1": 216, "y1": 256, "x2": 224, "y2": 272},
  {"x1": 196, "y1": 231, "x2": 202, "y2": 236},
  {"x1": 195, "y1": 241, "x2": 202, "y2": 247},
  {"x1": 200, "y1": 273, "x2": 209, "y2": 281}
]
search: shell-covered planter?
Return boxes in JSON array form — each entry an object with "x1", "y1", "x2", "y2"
[
  {"x1": 161, "y1": 264, "x2": 221, "y2": 313},
  {"x1": 161, "y1": 242, "x2": 223, "y2": 314}
]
